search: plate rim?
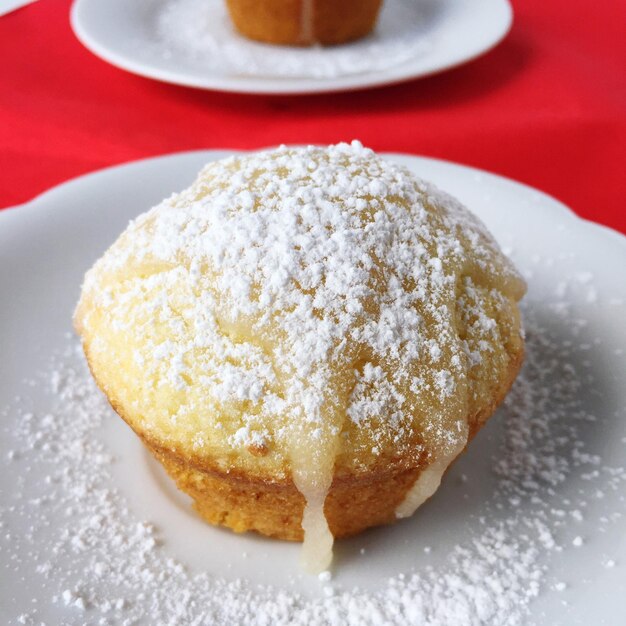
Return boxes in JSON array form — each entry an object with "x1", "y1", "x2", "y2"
[{"x1": 69, "y1": 0, "x2": 514, "y2": 95}]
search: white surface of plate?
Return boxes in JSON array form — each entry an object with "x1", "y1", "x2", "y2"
[
  {"x1": 1, "y1": 150, "x2": 625, "y2": 625},
  {"x1": 70, "y1": 0, "x2": 512, "y2": 94}
]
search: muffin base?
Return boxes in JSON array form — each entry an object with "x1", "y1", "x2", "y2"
[{"x1": 225, "y1": 0, "x2": 383, "y2": 47}]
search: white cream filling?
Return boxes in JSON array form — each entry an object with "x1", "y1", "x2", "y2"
[
  {"x1": 298, "y1": 489, "x2": 334, "y2": 573},
  {"x1": 395, "y1": 429, "x2": 469, "y2": 519}
]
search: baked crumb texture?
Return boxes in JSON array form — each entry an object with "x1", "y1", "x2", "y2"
[
  {"x1": 225, "y1": 0, "x2": 383, "y2": 46},
  {"x1": 75, "y1": 142, "x2": 525, "y2": 568}
]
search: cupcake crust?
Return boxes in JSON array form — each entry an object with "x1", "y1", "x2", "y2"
[{"x1": 225, "y1": 0, "x2": 383, "y2": 46}]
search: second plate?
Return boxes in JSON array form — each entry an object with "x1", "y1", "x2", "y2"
[{"x1": 71, "y1": 0, "x2": 513, "y2": 94}]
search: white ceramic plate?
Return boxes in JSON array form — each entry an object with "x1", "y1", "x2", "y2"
[
  {"x1": 70, "y1": 0, "x2": 512, "y2": 94},
  {"x1": 1, "y1": 151, "x2": 625, "y2": 625}
]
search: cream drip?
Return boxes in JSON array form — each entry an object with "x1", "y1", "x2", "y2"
[
  {"x1": 293, "y1": 472, "x2": 334, "y2": 572},
  {"x1": 395, "y1": 426, "x2": 469, "y2": 519}
]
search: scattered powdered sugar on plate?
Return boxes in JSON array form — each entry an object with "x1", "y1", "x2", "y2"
[
  {"x1": 155, "y1": 0, "x2": 434, "y2": 79},
  {"x1": 3, "y1": 281, "x2": 625, "y2": 625}
]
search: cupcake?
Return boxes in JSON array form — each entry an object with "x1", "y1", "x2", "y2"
[
  {"x1": 75, "y1": 142, "x2": 525, "y2": 573},
  {"x1": 225, "y1": 0, "x2": 384, "y2": 46}
]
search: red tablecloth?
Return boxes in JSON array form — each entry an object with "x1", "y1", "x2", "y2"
[{"x1": 1, "y1": 0, "x2": 625, "y2": 234}]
